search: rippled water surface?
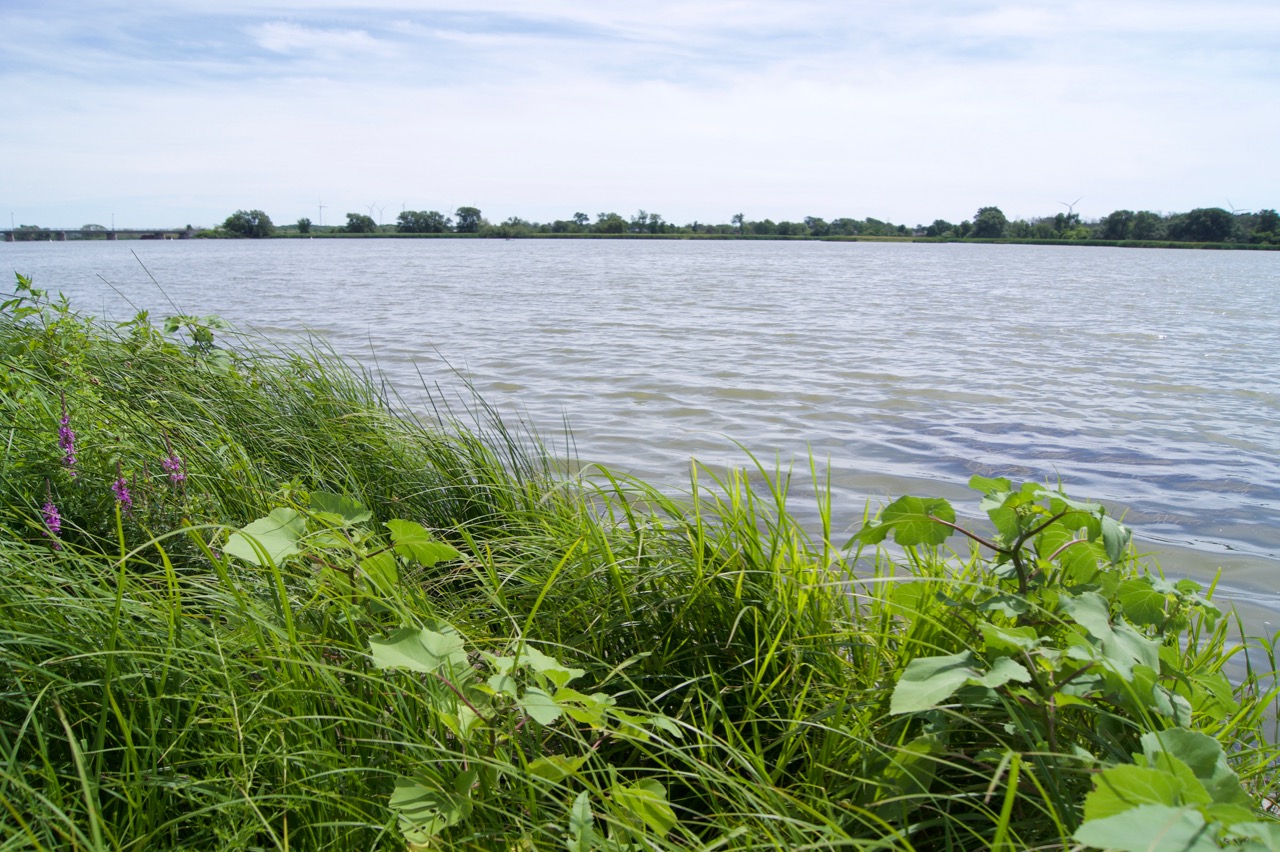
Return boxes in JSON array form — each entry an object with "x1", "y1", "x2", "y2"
[{"x1": 7, "y1": 238, "x2": 1279, "y2": 615}]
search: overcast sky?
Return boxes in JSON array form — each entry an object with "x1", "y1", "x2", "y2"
[{"x1": 2, "y1": 1, "x2": 1277, "y2": 229}]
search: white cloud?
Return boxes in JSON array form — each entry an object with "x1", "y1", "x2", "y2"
[{"x1": 2, "y1": 0, "x2": 1278, "y2": 226}]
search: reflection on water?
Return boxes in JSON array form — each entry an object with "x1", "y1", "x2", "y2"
[{"x1": 6, "y1": 238, "x2": 1279, "y2": 620}]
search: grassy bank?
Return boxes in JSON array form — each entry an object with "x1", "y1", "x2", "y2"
[{"x1": 2, "y1": 273, "x2": 1277, "y2": 850}]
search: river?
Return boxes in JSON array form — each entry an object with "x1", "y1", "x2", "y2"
[{"x1": 5, "y1": 237, "x2": 1278, "y2": 628}]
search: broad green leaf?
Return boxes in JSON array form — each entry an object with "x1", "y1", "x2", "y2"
[
  {"x1": 1074, "y1": 804, "x2": 1217, "y2": 852},
  {"x1": 369, "y1": 626, "x2": 469, "y2": 677},
  {"x1": 976, "y1": 656, "x2": 1031, "y2": 688},
  {"x1": 527, "y1": 755, "x2": 586, "y2": 782},
  {"x1": 853, "y1": 520, "x2": 890, "y2": 545},
  {"x1": 1141, "y1": 729, "x2": 1253, "y2": 808},
  {"x1": 1225, "y1": 821, "x2": 1280, "y2": 847},
  {"x1": 890, "y1": 651, "x2": 978, "y2": 715},
  {"x1": 980, "y1": 623, "x2": 1042, "y2": 654},
  {"x1": 1116, "y1": 573, "x2": 1167, "y2": 621},
  {"x1": 976, "y1": 593, "x2": 1030, "y2": 618},
  {"x1": 1083, "y1": 764, "x2": 1198, "y2": 820},
  {"x1": 612, "y1": 779, "x2": 677, "y2": 836},
  {"x1": 486, "y1": 671, "x2": 518, "y2": 698},
  {"x1": 224, "y1": 508, "x2": 305, "y2": 566},
  {"x1": 1100, "y1": 514, "x2": 1132, "y2": 565},
  {"x1": 386, "y1": 519, "x2": 462, "y2": 567},
  {"x1": 879, "y1": 496, "x2": 956, "y2": 546},
  {"x1": 969, "y1": 474, "x2": 1012, "y2": 496},
  {"x1": 361, "y1": 550, "x2": 397, "y2": 592},
  {"x1": 566, "y1": 791, "x2": 598, "y2": 852},
  {"x1": 517, "y1": 686, "x2": 562, "y2": 726},
  {"x1": 519, "y1": 645, "x2": 585, "y2": 689},
  {"x1": 310, "y1": 491, "x2": 371, "y2": 525},
  {"x1": 389, "y1": 775, "x2": 473, "y2": 842},
  {"x1": 1061, "y1": 591, "x2": 1159, "y2": 676}
]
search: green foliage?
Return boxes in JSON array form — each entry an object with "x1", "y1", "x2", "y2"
[
  {"x1": 454, "y1": 206, "x2": 483, "y2": 233},
  {"x1": 971, "y1": 205, "x2": 1009, "y2": 238},
  {"x1": 344, "y1": 212, "x2": 377, "y2": 233},
  {"x1": 222, "y1": 208, "x2": 274, "y2": 237},
  {"x1": 296, "y1": 216, "x2": 312, "y2": 234},
  {"x1": 397, "y1": 209, "x2": 453, "y2": 233},
  {"x1": 0, "y1": 275, "x2": 1275, "y2": 849}
]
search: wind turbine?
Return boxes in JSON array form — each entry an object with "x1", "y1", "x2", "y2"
[
  {"x1": 375, "y1": 203, "x2": 388, "y2": 226},
  {"x1": 1058, "y1": 196, "x2": 1083, "y2": 219},
  {"x1": 317, "y1": 200, "x2": 326, "y2": 228}
]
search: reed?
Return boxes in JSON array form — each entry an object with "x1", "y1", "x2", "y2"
[{"x1": 1, "y1": 273, "x2": 1276, "y2": 850}]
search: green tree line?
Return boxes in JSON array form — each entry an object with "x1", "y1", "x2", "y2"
[{"x1": 20, "y1": 204, "x2": 1274, "y2": 244}]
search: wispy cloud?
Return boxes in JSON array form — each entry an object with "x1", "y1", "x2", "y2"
[{"x1": 2, "y1": 1, "x2": 1277, "y2": 226}]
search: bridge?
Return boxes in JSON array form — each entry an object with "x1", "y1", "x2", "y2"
[{"x1": 3, "y1": 227, "x2": 196, "y2": 242}]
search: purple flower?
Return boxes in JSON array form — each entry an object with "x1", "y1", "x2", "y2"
[
  {"x1": 161, "y1": 453, "x2": 186, "y2": 485},
  {"x1": 112, "y1": 476, "x2": 133, "y2": 513},
  {"x1": 58, "y1": 403, "x2": 77, "y2": 476},
  {"x1": 42, "y1": 501, "x2": 62, "y2": 549}
]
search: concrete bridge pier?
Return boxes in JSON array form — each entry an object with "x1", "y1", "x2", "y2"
[
  {"x1": 56, "y1": 231, "x2": 67, "y2": 241},
  {"x1": 107, "y1": 231, "x2": 117, "y2": 240},
  {"x1": 4, "y1": 232, "x2": 12, "y2": 243}
]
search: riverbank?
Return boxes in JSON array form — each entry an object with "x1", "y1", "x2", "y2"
[{"x1": 2, "y1": 274, "x2": 1277, "y2": 849}]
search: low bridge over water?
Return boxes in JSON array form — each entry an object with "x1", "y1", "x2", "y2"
[{"x1": 3, "y1": 227, "x2": 196, "y2": 242}]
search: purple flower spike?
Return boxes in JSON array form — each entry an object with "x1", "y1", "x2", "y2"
[
  {"x1": 112, "y1": 477, "x2": 133, "y2": 513},
  {"x1": 42, "y1": 501, "x2": 63, "y2": 549},
  {"x1": 162, "y1": 453, "x2": 186, "y2": 485},
  {"x1": 58, "y1": 406, "x2": 77, "y2": 476}
]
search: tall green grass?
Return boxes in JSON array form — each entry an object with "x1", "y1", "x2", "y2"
[{"x1": 1, "y1": 274, "x2": 1276, "y2": 850}]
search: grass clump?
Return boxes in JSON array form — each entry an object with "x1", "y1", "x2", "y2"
[{"x1": 1, "y1": 272, "x2": 1277, "y2": 850}]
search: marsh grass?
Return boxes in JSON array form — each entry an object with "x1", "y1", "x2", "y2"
[{"x1": 1, "y1": 275, "x2": 1276, "y2": 849}]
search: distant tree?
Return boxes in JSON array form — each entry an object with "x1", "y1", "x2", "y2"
[
  {"x1": 594, "y1": 212, "x2": 626, "y2": 234},
  {"x1": 751, "y1": 219, "x2": 777, "y2": 236},
  {"x1": 925, "y1": 219, "x2": 954, "y2": 238},
  {"x1": 454, "y1": 207, "x2": 483, "y2": 233},
  {"x1": 630, "y1": 210, "x2": 650, "y2": 234},
  {"x1": 1257, "y1": 209, "x2": 1280, "y2": 233},
  {"x1": 970, "y1": 206, "x2": 1008, "y2": 238},
  {"x1": 296, "y1": 217, "x2": 312, "y2": 234},
  {"x1": 344, "y1": 213, "x2": 377, "y2": 233},
  {"x1": 397, "y1": 210, "x2": 451, "y2": 233},
  {"x1": 1169, "y1": 207, "x2": 1234, "y2": 242},
  {"x1": 1099, "y1": 210, "x2": 1134, "y2": 240},
  {"x1": 731, "y1": 213, "x2": 745, "y2": 234},
  {"x1": 1130, "y1": 211, "x2": 1164, "y2": 240},
  {"x1": 572, "y1": 212, "x2": 589, "y2": 228},
  {"x1": 222, "y1": 209, "x2": 274, "y2": 238},
  {"x1": 803, "y1": 216, "x2": 829, "y2": 237}
]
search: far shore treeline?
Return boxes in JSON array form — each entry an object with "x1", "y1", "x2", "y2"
[{"x1": 10, "y1": 204, "x2": 1280, "y2": 246}]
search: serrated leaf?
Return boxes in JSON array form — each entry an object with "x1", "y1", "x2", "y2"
[
  {"x1": 566, "y1": 791, "x2": 597, "y2": 852},
  {"x1": 1141, "y1": 729, "x2": 1253, "y2": 808},
  {"x1": 310, "y1": 491, "x2": 372, "y2": 525},
  {"x1": 519, "y1": 645, "x2": 585, "y2": 689},
  {"x1": 976, "y1": 656, "x2": 1031, "y2": 688},
  {"x1": 1074, "y1": 804, "x2": 1217, "y2": 852},
  {"x1": 1118, "y1": 578, "x2": 1170, "y2": 626},
  {"x1": 517, "y1": 686, "x2": 562, "y2": 725},
  {"x1": 612, "y1": 779, "x2": 677, "y2": 836},
  {"x1": 880, "y1": 496, "x2": 956, "y2": 546},
  {"x1": 969, "y1": 474, "x2": 1012, "y2": 495},
  {"x1": 369, "y1": 626, "x2": 469, "y2": 677},
  {"x1": 980, "y1": 623, "x2": 1041, "y2": 654},
  {"x1": 890, "y1": 651, "x2": 978, "y2": 715},
  {"x1": 389, "y1": 776, "x2": 473, "y2": 842},
  {"x1": 361, "y1": 550, "x2": 397, "y2": 592},
  {"x1": 527, "y1": 755, "x2": 586, "y2": 782},
  {"x1": 386, "y1": 519, "x2": 461, "y2": 566},
  {"x1": 224, "y1": 508, "x2": 305, "y2": 566}
]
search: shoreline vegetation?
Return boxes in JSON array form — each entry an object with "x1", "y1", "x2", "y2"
[
  {"x1": 3, "y1": 272, "x2": 1278, "y2": 849},
  {"x1": 9, "y1": 204, "x2": 1280, "y2": 249}
]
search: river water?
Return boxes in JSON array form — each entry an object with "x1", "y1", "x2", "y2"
[{"x1": 5, "y1": 238, "x2": 1279, "y2": 626}]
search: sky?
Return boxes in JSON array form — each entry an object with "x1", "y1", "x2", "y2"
[{"x1": 2, "y1": 0, "x2": 1277, "y2": 230}]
